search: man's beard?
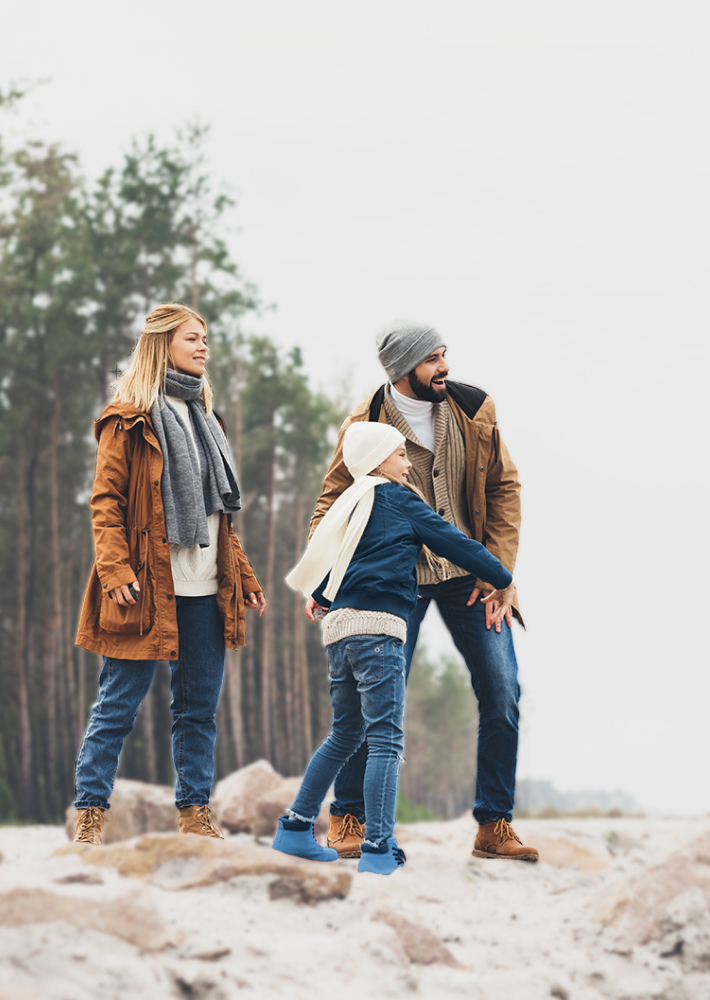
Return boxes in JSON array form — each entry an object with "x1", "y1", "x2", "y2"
[{"x1": 408, "y1": 369, "x2": 447, "y2": 403}]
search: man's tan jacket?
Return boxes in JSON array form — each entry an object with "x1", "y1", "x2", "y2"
[{"x1": 308, "y1": 381, "x2": 523, "y2": 621}]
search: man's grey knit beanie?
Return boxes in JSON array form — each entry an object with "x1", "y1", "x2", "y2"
[{"x1": 376, "y1": 320, "x2": 444, "y2": 384}]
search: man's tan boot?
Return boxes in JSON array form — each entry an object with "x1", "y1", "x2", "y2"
[
  {"x1": 73, "y1": 807, "x2": 108, "y2": 845},
  {"x1": 472, "y1": 818, "x2": 538, "y2": 861},
  {"x1": 178, "y1": 804, "x2": 224, "y2": 838},
  {"x1": 327, "y1": 813, "x2": 365, "y2": 858}
]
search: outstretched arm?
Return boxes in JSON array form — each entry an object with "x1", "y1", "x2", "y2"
[{"x1": 396, "y1": 489, "x2": 513, "y2": 592}]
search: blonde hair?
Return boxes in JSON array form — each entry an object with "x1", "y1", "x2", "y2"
[{"x1": 112, "y1": 303, "x2": 214, "y2": 416}]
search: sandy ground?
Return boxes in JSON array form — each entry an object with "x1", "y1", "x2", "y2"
[{"x1": 1, "y1": 816, "x2": 709, "y2": 1000}]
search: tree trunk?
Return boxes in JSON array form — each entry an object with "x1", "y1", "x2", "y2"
[
  {"x1": 291, "y1": 491, "x2": 312, "y2": 770},
  {"x1": 259, "y1": 441, "x2": 277, "y2": 762},
  {"x1": 43, "y1": 379, "x2": 63, "y2": 817},
  {"x1": 63, "y1": 583, "x2": 78, "y2": 802},
  {"x1": 76, "y1": 528, "x2": 89, "y2": 739},
  {"x1": 225, "y1": 650, "x2": 245, "y2": 769},
  {"x1": 13, "y1": 441, "x2": 34, "y2": 819},
  {"x1": 216, "y1": 698, "x2": 230, "y2": 779},
  {"x1": 140, "y1": 688, "x2": 157, "y2": 784}
]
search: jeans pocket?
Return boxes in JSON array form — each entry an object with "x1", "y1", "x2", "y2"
[{"x1": 346, "y1": 637, "x2": 386, "y2": 685}]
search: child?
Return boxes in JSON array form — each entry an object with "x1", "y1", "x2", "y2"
[{"x1": 272, "y1": 422, "x2": 514, "y2": 874}]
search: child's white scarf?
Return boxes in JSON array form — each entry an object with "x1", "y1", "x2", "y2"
[{"x1": 286, "y1": 475, "x2": 388, "y2": 601}]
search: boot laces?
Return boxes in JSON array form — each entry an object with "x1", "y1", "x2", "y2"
[
  {"x1": 393, "y1": 846, "x2": 407, "y2": 866},
  {"x1": 195, "y1": 805, "x2": 223, "y2": 838},
  {"x1": 75, "y1": 807, "x2": 109, "y2": 842},
  {"x1": 493, "y1": 818, "x2": 521, "y2": 844},
  {"x1": 339, "y1": 814, "x2": 364, "y2": 841}
]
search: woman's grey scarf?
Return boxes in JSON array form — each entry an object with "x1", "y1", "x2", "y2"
[{"x1": 151, "y1": 370, "x2": 241, "y2": 549}]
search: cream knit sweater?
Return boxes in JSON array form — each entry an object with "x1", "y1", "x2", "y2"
[{"x1": 165, "y1": 396, "x2": 220, "y2": 597}]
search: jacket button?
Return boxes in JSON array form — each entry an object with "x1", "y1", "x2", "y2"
[
  {"x1": 162, "y1": 538, "x2": 167, "y2": 543},
  {"x1": 103, "y1": 583, "x2": 108, "y2": 589},
  {"x1": 154, "y1": 480, "x2": 159, "y2": 486},
  {"x1": 479, "y1": 466, "x2": 484, "y2": 472},
  {"x1": 438, "y1": 508, "x2": 444, "y2": 515},
  {"x1": 433, "y1": 469, "x2": 439, "y2": 477},
  {"x1": 475, "y1": 510, "x2": 480, "y2": 515},
  {"x1": 167, "y1": 594, "x2": 173, "y2": 600},
  {"x1": 170, "y1": 650, "x2": 176, "y2": 657}
]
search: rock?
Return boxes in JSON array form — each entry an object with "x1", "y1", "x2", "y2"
[
  {"x1": 268, "y1": 873, "x2": 350, "y2": 905},
  {"x1": 350, "y1": 920, "x2": 408, "y2": 966},
  {"x1": 56, "y1": 832, "x2": 352, "y2": 901},
  {"x1": 533, "y1": 834, "x2": 611, "y2": 872},
  {"x1": 64, "y1": 779, "x2": 177, "y2": 843},
  {"x1": 211, "y1": 760, "x2": 282, "y2": 833},
  {"x1": 657, "y1": 887, "x2": 710, "y2": 971},
  {"x1": 373, "y1": 908, "x2": 464, "y2": 967},
  {"x1": 53, "y1": 871, "x2": 104, "y2": 884},
  {"x1": 0, "y1": 886, "x2": 178, "y2": 951},
  {"x1": 596, "y1": 831, "x2": 710, "y2": 945},
  {"x1": 183, "y1": 947, "x2": 232, "y2": 962},
  {"x1": 251, "y1": 777, "x2": 303, "y2": 837}
]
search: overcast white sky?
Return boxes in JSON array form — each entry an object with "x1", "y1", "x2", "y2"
[{"x1": 4, "y1": 1, "x2": 709, "y2": 814}]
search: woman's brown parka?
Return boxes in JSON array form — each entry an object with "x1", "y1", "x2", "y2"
[{"x1": 76, "y1": 403, "x2": 261, "y2": 660}]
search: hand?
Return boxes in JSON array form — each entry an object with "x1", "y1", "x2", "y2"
[
  {"x1": 468, "y1": 585, "x2": 514, "y2": 632},
  {"x1": 304, "y1": 597, "x2": 328, "y2": 623},
  {"x1": 480, "y1": 583, "x2": 515, "y2": 630},
  {"x1": 110, "y1": 580, "x2": 140, "y2": 606},
  {"x1": 246, "y1": 591, "x2": 267, "y2": 616}
]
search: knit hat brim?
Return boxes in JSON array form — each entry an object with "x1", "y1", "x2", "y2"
[
  {"x1": 376, "y1": 320, "x2": 444, "y2": 384},
  {"x1": 342, "y1": 421, "x2": 406, "y2": 478}
]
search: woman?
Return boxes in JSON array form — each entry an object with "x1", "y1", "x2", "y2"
[
  {"x1": 273, "y1": 422, "x2": 513, "y2": 874},
  {"x1": 73, "y1": 303, "x2": 266, "y2": 844}
]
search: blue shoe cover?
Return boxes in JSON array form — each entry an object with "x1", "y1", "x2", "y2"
[
  {"x1": 357, "y1": 836, "x2": 407, "y2": 875},
  {"x1": 272, "y1": 816, "x2": 339, "y2": 862}
]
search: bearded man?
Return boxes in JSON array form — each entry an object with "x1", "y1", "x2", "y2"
[{"x1": 306, "y1": 320, "x2": 538, "y2": 863}]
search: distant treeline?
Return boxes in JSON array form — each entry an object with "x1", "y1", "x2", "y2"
[{"x1": 0, "y1": 90, "x2": 480, "y2": 824}]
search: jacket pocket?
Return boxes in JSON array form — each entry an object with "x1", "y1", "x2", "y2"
[{"x1": 99, "y1": 529, "x2": 155, "y2": 635}]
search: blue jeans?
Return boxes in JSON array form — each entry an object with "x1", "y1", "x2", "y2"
[
  {"x1": 290, "y1": 634, "x2": 406, "y2": 846},
  {"x1": 331, "y1": 576, "x2": 520, "y2": 826},
  {"x1": 75, "y1": 594, "x2": 226, "y2": 810}
]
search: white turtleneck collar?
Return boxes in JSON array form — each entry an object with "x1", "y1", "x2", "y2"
[{"x1": 388, "y1": 383, "x2": 436, "y2": 453}]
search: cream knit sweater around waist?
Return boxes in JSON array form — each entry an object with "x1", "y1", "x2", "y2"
[{"x1": 165, "y1": 396, "x2": 221, "y2": 598}]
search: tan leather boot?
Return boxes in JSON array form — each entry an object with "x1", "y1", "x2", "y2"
[
  {"x1": 327, "y1": 813, "x2": 365, "y2": 858},
  {"x1": 178, "y1": 804, "x2": 224, "y2": 838},
  {"x1": 472, "y1": 819, "x2": 538, "y2": 861},
  {"x1": 73, "y1": 807, "x2": 108, "y2": 845}
]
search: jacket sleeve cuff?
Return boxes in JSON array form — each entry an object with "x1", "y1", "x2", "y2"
[
  {"x1": 99, "y1": 567, "x2": 137, "y2": 593},
  {"x1": 241, "y1": 573, "x2": 262, "y2": 598}
]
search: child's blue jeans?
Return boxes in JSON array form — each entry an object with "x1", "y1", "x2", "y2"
[
  {"x1": 290, "y1": 634, "x2": 406, "y2": 846},
  {"x1": 74, "y1": 594, "x2": 225, "y2": 810}
]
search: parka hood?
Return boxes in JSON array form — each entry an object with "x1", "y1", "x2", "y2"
[{"x1": 94, "y1": 402, "x2": 153, "y2": 442}]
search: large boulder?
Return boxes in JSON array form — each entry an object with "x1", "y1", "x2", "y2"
[
  {"x1": 212, "y1": 760, "x2": 283, "y2": 834},
  {"x1": 64, "y1": 779, "x2": 176, "y2": 844},
  {"x1": 251, "y1": 778, "x2": 333, "y2": 838},
  {"x1": 251, "y1": 777, "x2": 303, "y2": 837}
]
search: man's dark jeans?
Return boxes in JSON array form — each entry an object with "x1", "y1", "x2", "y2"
[
  {"x1": 75, "y1": 594, "x2": 225, "y2": 810},
  {"x1": 330, "y1": 575, "x2": 520, "y2": 826}
]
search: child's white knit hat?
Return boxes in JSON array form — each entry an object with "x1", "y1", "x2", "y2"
[{"x1": 342, "y1": 421, "x2": 406, "y2": 478}]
